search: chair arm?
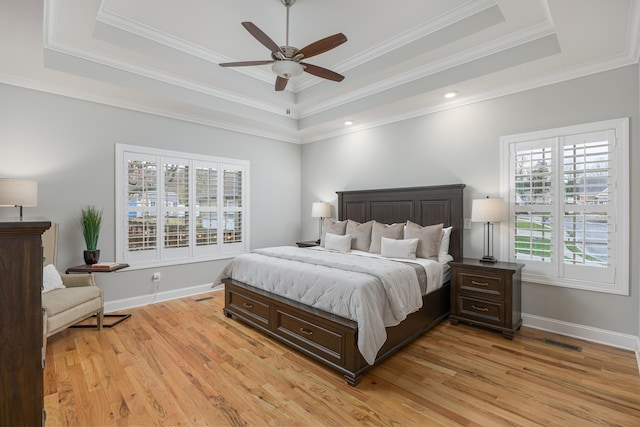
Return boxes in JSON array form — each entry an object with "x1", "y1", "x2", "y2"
[{"x1": 60, "y1": 273, "x2": 97, "y2": 288}]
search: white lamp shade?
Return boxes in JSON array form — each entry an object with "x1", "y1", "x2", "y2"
[
  {"x1": 0, "y1": 179, "x2": 38, "y2": 207},
  {"x1": 272, "y1": 60, "x2": 304, "y2": 78},
  {"x1": 311, "y1": 202, "x2": 331, "y2": 218},
  {"x1": 471, "y1": 198, "x2": 507, "y2": 223}
]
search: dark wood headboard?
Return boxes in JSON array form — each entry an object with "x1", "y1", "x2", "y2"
[{"x1": 336, "y1": 184, "x2": 465, "y2": 261}]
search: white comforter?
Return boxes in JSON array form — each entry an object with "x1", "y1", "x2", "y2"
[{"x1": 217, "y1": 246, "x2": 443, "y2": 364}]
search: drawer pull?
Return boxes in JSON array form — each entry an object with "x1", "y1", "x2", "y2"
[
  {"x1": 299, "y1": 328, "x2": 314, "y2": 336},
  {"x1": 472, "y1": 305, "x2": 489, "y2": 312},
  {"x1": 471, "y1": 280, "x2": 489, "y2": 287},
  {"x1": 243, "y1": 302, "x2": 254, "y2": 309}
]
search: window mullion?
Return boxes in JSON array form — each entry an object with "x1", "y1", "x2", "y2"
[
  {"x1": 157, "y1": 155, "x2": 165, "y2": 261},
  {"x1": 188, "y1": 160, "x2": 195, "y2": 258},
  {"x1": 555, "y1": 136, "x2": 567, "y2": 279}
]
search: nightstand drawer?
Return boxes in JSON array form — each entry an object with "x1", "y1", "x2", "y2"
[
  {"x1": 458, "y1": 296, "x2": 503, "y2": 326},
  {"x1": 458, "y1": 272, "x2": 504, "y2": 298}
]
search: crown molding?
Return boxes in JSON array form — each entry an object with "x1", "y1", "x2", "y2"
[
  {"x1": 27, "y1": 0, "x2": 640, "y2": 145},
  {"x1": 298, "y1": 22, "x2": 557, "y2": 119},
  {"x1": 301, "y1": 52, "x2": 637, "y2": 144},
  {"x1": 95, "y1": 3, "x2": 279, "y2": 87},
  {"x1": 295, "y1": 0, "x2": 501, "y2": 91},
  {"x1": 96, "y1": 0, "x2": 500, "y2": 95},
  {"x1": 0, "y1": 72, "x2": 301, "y2": 144}
]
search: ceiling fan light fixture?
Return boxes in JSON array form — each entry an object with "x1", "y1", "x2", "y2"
[{"x1": 272, "y1": 60, "x2": 304, "y2": 78}]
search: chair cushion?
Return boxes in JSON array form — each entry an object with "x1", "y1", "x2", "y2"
[{"x1": 42, "y1": 287, "x2": 102, "y2": 317}]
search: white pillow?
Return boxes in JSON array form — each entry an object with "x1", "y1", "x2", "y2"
[
  {"x1": 440, "y1": 226, "x2": 453, "y2": 257},
  {"x1": 325, "y1": 233, "x2": 352, "y2": 252},
  {"x1": 380, "y1": 237, "x2": 419, "y2": 259},
  {"x1": 42, "y1": 264, "x2": 65, "y2": 293}
]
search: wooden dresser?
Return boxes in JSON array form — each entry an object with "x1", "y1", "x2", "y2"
[
  {"x1": 449, "y1": 258, "x2": 524, "y2": 339},
  {"x1": 0, "y1": 219, "x2": 50, "y2": 426}
]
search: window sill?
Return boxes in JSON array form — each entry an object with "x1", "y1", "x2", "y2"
[
  {"x1": 118, "y1": 253, "x2": 242, "y2": 271},
  {"x1": 521, "y1": 272, "x2": 628, "y2": 296}
]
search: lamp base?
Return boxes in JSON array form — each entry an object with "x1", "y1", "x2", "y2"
[{"x1": 479, "y1": 255, "x2": 498, "y2": 263}]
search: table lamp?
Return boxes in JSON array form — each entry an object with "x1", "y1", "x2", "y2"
[
  {"x1": 471, "y1": 197, "x2": 507, "y2": 263},
  {"x1": 0, "y1": 179, "x2": 38, "y2": 219},
  {"x1": 311, "y1": 201, "x2": 331, "y2": 244}
]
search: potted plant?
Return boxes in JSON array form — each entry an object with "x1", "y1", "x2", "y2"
[{"x1": 81, "y1": 205, "x2": 103, "y2": 265}]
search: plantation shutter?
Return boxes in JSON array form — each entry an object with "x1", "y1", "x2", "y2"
[
  {"x1": 117, "y1": 144, "x2": 249, "y2": 267},
  {"x1": 561, "y1": 130, "x2": 615, "y2": 284},
  {"x1": 510, "y1": 138, "x2": 556, "y2": 278}
]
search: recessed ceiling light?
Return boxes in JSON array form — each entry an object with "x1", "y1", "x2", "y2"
[
  {"x1": 344, "y1": 120, "x2": 354, "y2": 126},
  {"x1": 444, "y1": 91, "x2": 458, "y2": 99}
]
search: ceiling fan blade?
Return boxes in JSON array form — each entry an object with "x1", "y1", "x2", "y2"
[
  {"x1": 301, "y1": 63, "x2": 344, "y2": 82},
  {"x1": 297, "y1": 33, "x2": 347, "y2": 60},
  {"x1": 275, "y1": 76, "x2": 289, "y2": 91},
  {"x1": 241, "y1": 22, "x2": 283, "y2": 55},
  {"x1": 219, "y1": 60, "x2": 274, "y2": 67}
]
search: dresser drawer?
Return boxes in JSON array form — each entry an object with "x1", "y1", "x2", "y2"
[
  {"x1": 458, "y1": 271, "x2": 504, "y2": 298},
  {"x1": 227, "y1": 289, "x2": 270, "y2": 326},
  {"x1": 275, "y1": 309, "x2": 345, "y2": 364},
  {"x1": 458, "y1": 296, "x2": 504, "y2": 326}
]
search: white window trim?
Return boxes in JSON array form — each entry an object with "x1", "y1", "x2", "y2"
[
  {"x1": 115, "y1": 143, "x2": 250, "y2": 270},
  {"x1": 499, "y1": 118, "x2": 629, "y2": 295}
]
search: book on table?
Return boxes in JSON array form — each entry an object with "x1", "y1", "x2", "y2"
[{"x1": 90, "y1": 262, "x2": 120, "y2": 268}]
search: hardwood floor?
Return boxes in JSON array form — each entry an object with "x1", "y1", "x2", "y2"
[{"x1": 44, "y1": 290, "x2": 640, "y2": 426}]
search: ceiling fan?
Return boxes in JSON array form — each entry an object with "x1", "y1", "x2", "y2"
[{"x1": 219, "y1": 0, "x2": 347, "y2": 91}]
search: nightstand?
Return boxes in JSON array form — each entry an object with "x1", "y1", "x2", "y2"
[
  {"x1": 449, "y1": 258, "x2": 524, "y2": 339},
  {"x1": 296, "y1": 240, "x2": 319, "y2": 248}
]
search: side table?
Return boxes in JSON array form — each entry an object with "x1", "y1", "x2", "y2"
[
  {"x1": 449, "y1": 258, "x2": 524, "y2": 339},
  {"x1": 65, "y1": 263, "x2": 131, "y2": 328}
]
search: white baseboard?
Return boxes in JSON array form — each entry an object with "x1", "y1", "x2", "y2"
[
  {"x1": 104, "y1": 283, "x2": 222, "y2": 313},
  {"x1": 524, "y1": 313, "x2": 640, "y2": 375},
  {"x1": 103, "y1": 296, "x2": 640, "y2": 374},
  {"x1": 636, "y1": 337, "x2": 640, "y2": 374},
  {"x1": 523, "y1": 313, "x2": 638, "y2": 351}
]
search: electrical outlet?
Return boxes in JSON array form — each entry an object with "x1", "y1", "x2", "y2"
[{"x1": 464, "y1": 218, "x2": 472, "y2": 229}]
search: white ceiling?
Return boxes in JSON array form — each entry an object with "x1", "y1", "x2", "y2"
[{"x1": 2, "y1": 0, "x2": 639, "y2": 143}]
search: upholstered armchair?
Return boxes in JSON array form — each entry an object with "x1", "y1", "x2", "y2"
[{"x1": 42, "y1": 224, "x2": 104, "y2": 348}]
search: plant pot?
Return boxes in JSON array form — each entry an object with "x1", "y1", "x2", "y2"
[{"x1": 83, "y1": 250, "x2": 100, "y2": 265}]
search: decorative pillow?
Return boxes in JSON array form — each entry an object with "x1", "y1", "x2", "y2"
[
  {"x1": 42, "y1": 264, "x2": 65, "y2": 293},
  {"x1": 346, "y1": 220, "x2": 373, "y2": 251},
  {"x1": 369, "y1": 221, "x2": 405, "y2": 254},
  {"x1": 380, "y1": 237, "x2": 419, "y2": 259},
  {"x1": 321, "y1": 218, "x2": 347, "y2": 247},
  {"x1": 440, "y1": 226, "x2": 453, "y2": 257},
  {"x1": 325, "y1": 233, "x2": 352, "y2": 252},
  {"x1": 404, "y1": 221, "x2": 443, "y2": 260}
]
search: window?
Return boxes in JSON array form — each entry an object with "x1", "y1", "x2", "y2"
[
  {"x1": 500, "y1": 118, "x2": 628, "y2": 295},
  {"x1": 116, "y1": 144, "x2": 249, "y2": 268}
]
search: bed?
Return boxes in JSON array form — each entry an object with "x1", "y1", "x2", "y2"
[{"x1": 221, "y1": 184, "x2": 465, "y2": 385}]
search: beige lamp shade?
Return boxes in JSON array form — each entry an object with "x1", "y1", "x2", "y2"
[
  {"x1": 471, "y1": 197, "x2": 507, "y2": 223},
  {"x1": 0, "y1": 179, "x2": 38, "y2": 207},
  {"x1": 311, "y1": 202, "x2": 331, "y2": 218}
]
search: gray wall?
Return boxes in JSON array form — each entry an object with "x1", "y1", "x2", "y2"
[
  {"x1": 0, "y1": 83, "x2": 302, "y2": 303},
  {"x1": 301, "y1": 65, "x2": 639, "y2": 336},
  {"x1": 1, "y1": 64, "x2": 637, "y2": 337}
]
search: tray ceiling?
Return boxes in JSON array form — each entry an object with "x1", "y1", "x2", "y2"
[{"x1": 2, "y1": 0, "x2": 639, "y2": 143}]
